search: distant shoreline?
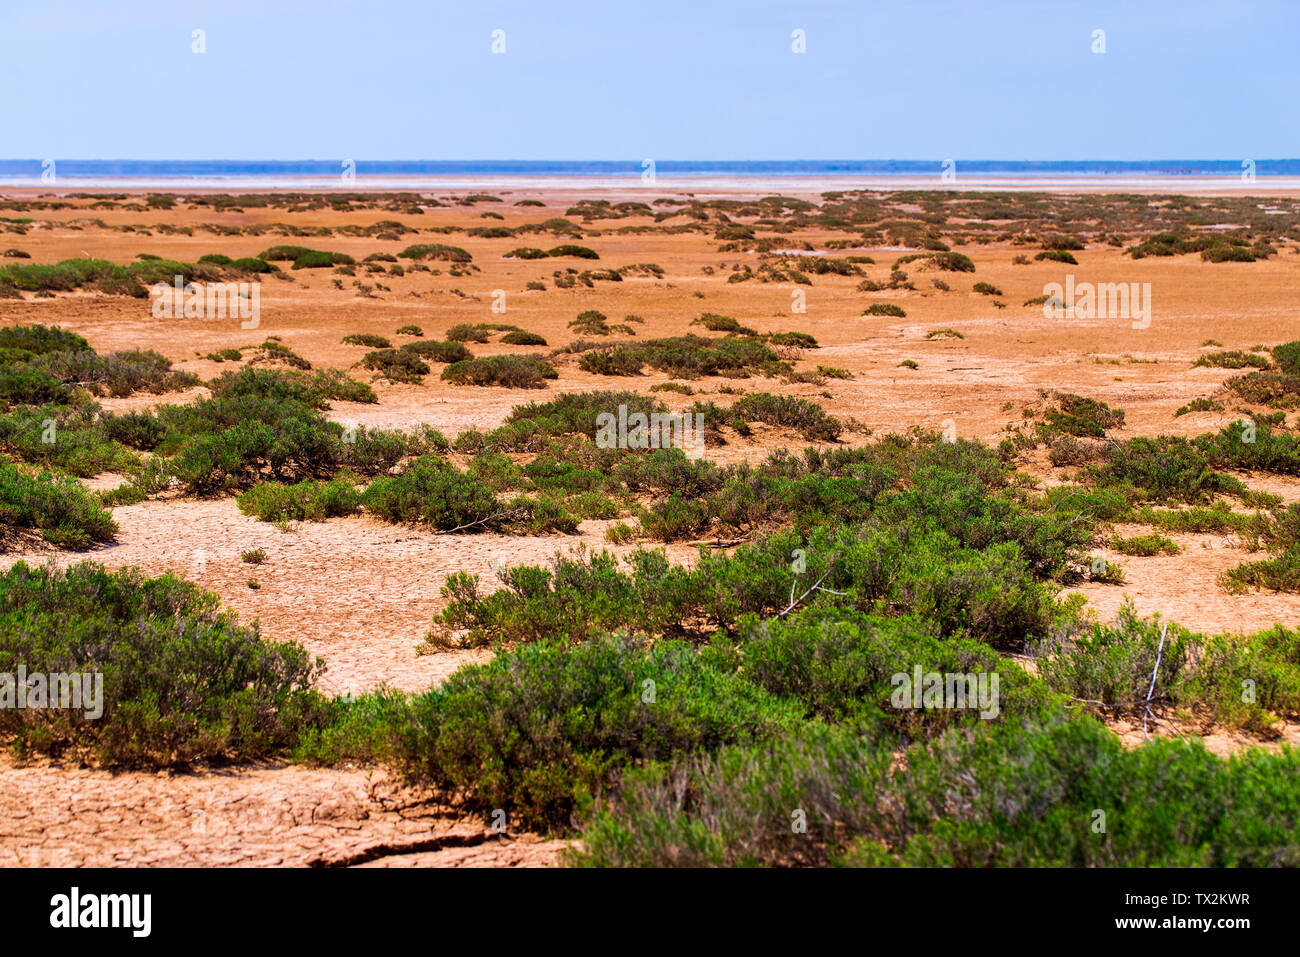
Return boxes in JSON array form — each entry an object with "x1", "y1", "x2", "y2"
[
  {"x1": 4, "y1": 174, "x2": 1300, "y2": 199},
  {"x1": 3, "y1": 159, "x2": 1300, "y2": 197}
]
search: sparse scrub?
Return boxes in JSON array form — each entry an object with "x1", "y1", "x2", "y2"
[{"x1": 441, "y1": 355, "x2": 557, "y2": 388}]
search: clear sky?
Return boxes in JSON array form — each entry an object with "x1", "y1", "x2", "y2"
[{"x1": 3, "y1": 0, "x2": 1296, "y2": 161}]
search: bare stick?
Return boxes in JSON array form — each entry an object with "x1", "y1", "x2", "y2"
[{"x1": 1143, "y1": 622, "x2": 1169, "y2": 740}]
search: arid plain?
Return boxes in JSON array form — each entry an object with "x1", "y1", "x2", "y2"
[{"x1": 2, "y1": 183, "x2": 1299, "y2": 865}]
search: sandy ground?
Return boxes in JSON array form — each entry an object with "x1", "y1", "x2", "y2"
[
  {"x1": 2, "y1": 185, "x2": 1300, "y2": 866},
  {"x1": 0, "y1": 756, "x2": 566, "y2": 868}
]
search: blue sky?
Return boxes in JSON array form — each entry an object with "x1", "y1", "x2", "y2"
[{"x1": 2, "y1": 0, "x2": 1296, "y2": 160}]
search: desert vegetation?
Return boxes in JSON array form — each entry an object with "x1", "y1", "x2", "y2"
[{"x1": 3, "y1": 184, "x2": 1300, "y2": 873}]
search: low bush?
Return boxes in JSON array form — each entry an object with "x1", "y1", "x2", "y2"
[
  {"x1": 360, "y1": 349, "x2": 430, "y2": 383},
  {"x1": 0, "y1": 464, "x2": 117, "y2": 549},
  {"x1": 398, "y1": 243, "x2": 473, "y2": 263},
  {"x1": 0, "y1": 561, "x2": 325, "y2": 765},
  {"x1": 1222, "y1": 545, "x2": 1300, "y2": 593},
  {"x1": 400, "y1": 339, "x2": 473, "y2": 363},
  {"x1": 500, "y1": 330, "x2": 548, "y2": 346},
  {"x1": 445, "y1": 323, "x2": 491, "y2": 343},
  {"x1": 1110, "y1": 533, "x2": 1180, "y2": 556},
  {"x1": 893, "y1": 252, "x2": 975, "y2": 272},
  {"x1": 1174, "y1": 398, "x2": 1224, "y2": 417},
  {"x1": 547, "y1": 245, "x2": 600, "y2": 259},
  {"x1": 862, "y1": 303, "x2": 906, "y2": 317},
  {"x1": 441, "y1": 355, "x2": 557, "y2": 388},
  {"x1": 574, "y1": 713, "x2": 1300, "y2": 866},
  {"x1": 1194, "y1": 351, "x2": 1270, "y2": 370},
  {"x1": 302, "y1": 635, "x2": 799, "y2": 829},
  {"x1": 342, "y1": 333, "x2": 392, "y2": 349},
  {"x1": 236, "y1": 475, "x2": 362, "y2": 523},
  {"x1": 730, "y1": 393, "x2": 841, "y2": 441}
]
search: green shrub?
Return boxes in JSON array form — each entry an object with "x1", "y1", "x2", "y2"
[
  {"x1": 433, "y1": 514, "x2": 1062, "y2": 651},
  {"x1": 0, "y1": 404, "x2": 136, "y2": 476},
  {"x1": 236, "y1": 475, "x2": 362, "y2": 522},
  {"x1": 690, "y1": 314, "x2": 756, "y2": 334},
  {"x1": 1272, "y1": 341, "x2": 1300, "y2": 375},
  {"x1": 361, "y1": 456, "x2": 500, "y2": 529},
  {"x1": 1174, "y1": 398, "x2": 1224, "y2": 417},
  {"x1": 0, "y1": 328, "x2": 197, "y2": 408},
  {"x1": 398, "y1": 243, "x2": 472, "y2": 263},
  {"x1": 506, "y1": 390, "x2": 660, "y2": 439},
  {"x1": 291, "y1": 250, "x2": 337, "y2": 269},
  {"x1": 304, "y1": 635, "x2": 799, "y2": 830},
  {"x1": 547, "y1": 245, "x2": 600, "y2": 259},
  {"x1": 0, "y1": 364, "x2": 72, "y2": 407},
  {"x1": 740, "y1": 608, "x2": 1056, "y2": 730},
  {"x1": 1110, "y1": 533, "x2": 1180, "y2": 556},
  {"x1": 441, "y1": 355, "x2": 557, "y2": 388},
  {"x1": 1041, "y1": 393, "x2": 1125, "y2": 438},
  {"x1": 1040, "y1": 236, "x2": 1085, "y2": 251},
  {"x1": 893, "y1": 252, "x2": 975, "y2": 272},
  {"x1": 862, "y1": 303, "x2": 906, "y2": 317},
  {"x1": 0, "y1": 561, "x2": 325, "y2": 765},
  {"x1": 1087, "y1": 436, "x2": 1240, "y2": 504},
  {"x1": 766, "y1": 332, "x2": 818, "y2": 349},
  {"x1": 569, "y1": 311, "x2": 611, "y2": 336},
  {"x1": 500, "y1": 330, "x2": 548, "y2": 346},
  {"x1": 1224, "y1": 370, "x2": 1300, "y2": 407},
  {"x1": 1202, "y1": 245, "x2": 1256, "y2": 263},
  {"x1": 0, "y1": 464, "x2": 117, "y2": 549},
  {"x1": 0, "y1": 259, "x2": 146, "y2": 297},
  {"x1": 342, "y1": 333, "x2": 392, "y2": 349},
  {"x1": 360, "y1": 349, "x2": 430, "y2": 383},
  {"x1": 575, "y1": 712, "x2": 1300, "y2": 867},
  {"x1": 0, "y1": 324, "x2": 91, "y2": 356},
  {"x1": 445, "y1": 323, "x2": 491, "y2": 343},
  {"x1": 578, "y1": 348, "x2": 645, "y2": 376},
  {"x1": 400, "y1": 339, "x2": 473, "y2": 363},
  {"x1": 206, "y1": 365, "x2": 376, "y2": 407},
  {"x1": 1035, "y1": 601, "x2": 1193, "y2": 712},
  {"x1": 1194, "y1": 351, "x2": 1270, "y2": 370},
  {"x1": 32, "y1": 348, "x2": 199, "y2": 398},
  {"x1": 258, "y1": 245, "x2": 353, "y2": 267},
  {"x1": 575, "y1": 334, "x2": 784, "y2": 380},
  {"x1": 1222, "y1": 545, "x2": 1300, "y2": 593},
  {"x1": 731, "y1": 393, "x2": 841, "y2": 441}
]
